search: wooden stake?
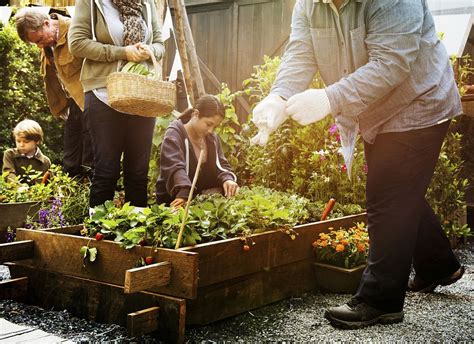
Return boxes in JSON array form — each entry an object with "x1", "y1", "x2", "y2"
[
  {"x1": 172, "y1": 0, "x2": 195, "y2": 105},
  {"x1": 175, "y1": 148, "x2": 204, "y2": 249},
  {"x1": 180, "y1": 2, "x2": 206, "y2": 97}
]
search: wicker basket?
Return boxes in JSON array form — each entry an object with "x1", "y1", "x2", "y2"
[{"x1": 107, "y1": 49, "x2": 176, "y2": 117}]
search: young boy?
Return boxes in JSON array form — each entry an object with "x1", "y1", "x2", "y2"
[{"x1": 2, "y1": 119, "x2": 51, "y2": 183}]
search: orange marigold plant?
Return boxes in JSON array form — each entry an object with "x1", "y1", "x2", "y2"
[{"x1": 312, "y1": 222, "x2": 369, "y2": 268}]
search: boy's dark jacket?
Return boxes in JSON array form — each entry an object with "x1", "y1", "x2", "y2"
[{"x1": 155, "y1": 118, "x2": 237, "y2": 205}]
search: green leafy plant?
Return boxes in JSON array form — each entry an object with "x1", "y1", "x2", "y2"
[
  {"x1": 312, "y1": 222, "x2": 369, "y2": 269},
  {"x1": 120, "y1": 61, "x2": 155, "y2": 77},
  {"x1": 427, "y1": 129, "x2": 471, "y2": 241},
  {"x1": 217, "y1": 56, "x2": 367, "y2": 207},
  {"x1": 84, "y1": 186, "x2": 317, "y2": 249},
  {"x1": 80, "y1": 243, "x2": 98, "y2": 267},
  {"x1": 451, "y1": 54, "x2": 474, "y2": 97}
]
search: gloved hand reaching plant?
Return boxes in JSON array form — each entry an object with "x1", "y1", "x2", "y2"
[
  {"x1": 250, "y1": 94, "x2": 288, "y2": 146},
  {"x1": 286, "y1": 88, "x2": 332, "y2": 125}
]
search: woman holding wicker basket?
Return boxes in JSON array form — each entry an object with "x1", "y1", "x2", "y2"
[{"x1": 69, "y1": 0, "x2": 165, "y2": 212}]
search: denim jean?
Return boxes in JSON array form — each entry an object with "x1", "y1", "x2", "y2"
[
  {"x1": 355, "y1": 120, "x2": 460, "y2": 312},
  {"x1": 63, "y1": 100, "x2": 94, "y2": 177},
  {"x1": 85, "y1": 91, "x2": 155, "y2": 207}
]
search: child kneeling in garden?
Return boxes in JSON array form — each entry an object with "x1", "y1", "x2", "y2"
[
  {"x1": 156, "y1": 94, "x2": 239, "y2": 207},
  {"x1": 2, "y1": 119, "x2": 51, "y2": 183}
]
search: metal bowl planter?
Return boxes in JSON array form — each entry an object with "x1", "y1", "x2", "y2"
[{"x1": 0, "y1": 201, "x2": 40, "y2": 243}]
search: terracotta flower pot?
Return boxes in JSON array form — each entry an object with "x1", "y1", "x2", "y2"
[{"x1": 313, "y1": 262, "x2": 365, "y2": 294}]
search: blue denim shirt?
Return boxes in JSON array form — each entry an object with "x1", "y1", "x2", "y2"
[{"x1": 271, "y1": 0, "x2": 462, "y2": 143}]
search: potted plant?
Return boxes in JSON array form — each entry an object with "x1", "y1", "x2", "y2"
[{"x1": 312, "y1": 222, "x2": 369, "y2": 293}]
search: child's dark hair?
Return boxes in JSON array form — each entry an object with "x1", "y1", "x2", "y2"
[{"x1": 181, "y1": 94, "x2": 225, "y2": 119}]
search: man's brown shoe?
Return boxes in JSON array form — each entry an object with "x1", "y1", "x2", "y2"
[
  {"x1": 324, "y1": 299, "x2": 404, "y2": 329},
  {"x1": 408, "y1": 266, "x2": 465, "y2": 293}
]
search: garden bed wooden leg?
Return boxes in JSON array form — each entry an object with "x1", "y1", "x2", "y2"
[
  {"x1": 127, "y1": 306, "x2": 160, "y2": 337},
  {"x1": 0, "y1": 277, "x2": 28, "y2": 302},
  {"x1": 0, "y1": 240, "x2": 34, "y2": 263},
  {"x1": 7, "y1": 263, "x2": 186, "y2": 344}
]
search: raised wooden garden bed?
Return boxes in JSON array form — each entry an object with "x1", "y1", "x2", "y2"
[{"x1": 0, "y1": 213, "x2": 366, "y2": 343}]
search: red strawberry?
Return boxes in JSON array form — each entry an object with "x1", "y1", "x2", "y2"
[
  {"x1": 95, "y1": 233, "x2": 104, "y2": 241},
  {"x1": 145, "y1": 256, "x2": 154, "y2": 265}
]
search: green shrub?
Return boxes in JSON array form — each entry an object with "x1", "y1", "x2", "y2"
[
  {"x1": 427, "y1": 127, "x2": 471, "y2": 240},
  {"x1": 0, "y1": 22, "x2": 63, "y2": 166}
]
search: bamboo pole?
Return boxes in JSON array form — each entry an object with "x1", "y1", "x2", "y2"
[
  {"x1": 175, "y1": 148, "x2": 204, "y2": 250},
  {"x1": 180, "y1": 2, "x2": 206, "y2": 98},
  {"x1": 172, "y1": 0, "x2": 195, "y2": 105}
]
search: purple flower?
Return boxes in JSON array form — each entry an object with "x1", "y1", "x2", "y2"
[
  {"x1": 329, "y1": 124, "x2": 338, "y2": 135},
  {"x1": 39, "y1": 209, "x2": 50, "y2": 228}
]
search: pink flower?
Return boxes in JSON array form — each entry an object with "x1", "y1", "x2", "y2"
[
  {"x1": 341, "y1": 164, "x2": 347, "y2": 172},
  {"x1": 363, "y1": 164, "x2": 368, "y2": 174},
  {"x1": 336, "y1": 134, "x2": 341, "y2": 142},
  {"x1": 329, "y1": 124, "x2": 338, "y2": 135}
]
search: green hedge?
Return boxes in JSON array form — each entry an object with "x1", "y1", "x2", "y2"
[{"x1": 0, "y1": 22, "x2": 63, "y2": 167}]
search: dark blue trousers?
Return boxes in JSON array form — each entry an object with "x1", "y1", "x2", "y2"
[
  {"x1": 85, "y1": 92, "x2": 155, "y2": 207},
  {"x1": 355, "y1": 120, "x2": 460, "y2": 312}
]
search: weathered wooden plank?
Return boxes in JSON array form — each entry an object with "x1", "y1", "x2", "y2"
[
  {"x1": 0, "y1": 276, "x2": 28, "y2": 302},
  {"x1": 186, "y1": 257, "x2": 316, "y2": 325},
  {"x1": 127, "y1": 306, "x2": 160, "y2": 337},
  {"x1": 182, "y1": 213, "x2": 367, "y2": 287},
  {"x1": 8, "y1": 263, "x2": 186, "y2": 344},
  {"x1": 14, "y1": 229, "x2": 198, "y2": 299},
  {"x1": 41, "y1": 225, "x2": 83, "y2": 235},
  {"x1": 0, "y1": 240, "x2": 34, "y2": 263},
  {"x1": 124, "y1": 262, "x2": 172, "y2": 294}
]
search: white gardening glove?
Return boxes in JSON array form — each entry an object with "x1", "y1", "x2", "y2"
[
  {"x1": 250, "y1": 94, "x2": 288, "y2": 146},
  {"x1": 286, "y1": 89, "x2": 332, "y2": 125}
]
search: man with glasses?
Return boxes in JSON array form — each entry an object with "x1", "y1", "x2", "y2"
[{"x1": 14, "y1": 7, "x2": 93, "y2": 179}]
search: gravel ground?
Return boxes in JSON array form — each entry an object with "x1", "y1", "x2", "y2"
[{"x1": 1, "y1": 243, "x2": 473, "y2": 343}]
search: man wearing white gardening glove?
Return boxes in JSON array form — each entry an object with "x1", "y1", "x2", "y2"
[
  {"x1": 250, "y1": 94, "x2": 288, "y2": 146},
  {"x1": 286, "y1": 88, "x2": 331, "y2": 125}
]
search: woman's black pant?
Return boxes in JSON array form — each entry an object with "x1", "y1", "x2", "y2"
[
  {"x1": 355, "y1": 120, "x2": 460, "y2": 312},
  {"x1": 85, "y1": 91, "x2": 155, "y2": 207}
]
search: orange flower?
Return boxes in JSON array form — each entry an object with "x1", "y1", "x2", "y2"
[
  {"x1": 320, "y1": 240, "x2": 328, "y2": 247},
  {"x1": 357, "y1": 243, "x2": 366, "y2": 252},
  {"x1": 341, "y1": 239, "x2": 349, "y2": 246},
  {"x1": 335, "y1": 244, "x2": 345, "y2": 252},
  {"x1": 319, "y1": 233, "x2": 330, "y2": 240}
]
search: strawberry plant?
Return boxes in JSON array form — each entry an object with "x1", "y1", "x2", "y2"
[{"x1": 84, "y1": 186, "x2": 316, "y2": 249}]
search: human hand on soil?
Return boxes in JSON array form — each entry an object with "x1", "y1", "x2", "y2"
[
  {"x1": 223, "y1": 180, "x2": 239, "y2": 198},
  {"x1": 171, "y1": 197, "x2": 186, "y2": 208}
]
